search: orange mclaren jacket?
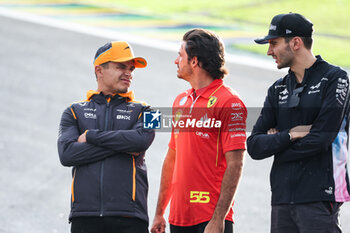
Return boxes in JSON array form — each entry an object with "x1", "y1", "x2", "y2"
[{"x1": 57, "y1": 90, "x2": 155, "y2": 223}]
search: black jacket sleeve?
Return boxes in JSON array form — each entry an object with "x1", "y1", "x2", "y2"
[
  {"x1": 275, "y1": 70, "x2": 349, "y2": 162},
  {"x1": 85, "y1": 107, "x2": 155, "y2": 153},
  {"x1": 247, "y1": 83, "x2": 293, "y2": 160},
  {"x1": 57, "y1": 107, "x2": 116, "y2": 167}
]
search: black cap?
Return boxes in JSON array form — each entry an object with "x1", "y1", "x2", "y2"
[{"x1": 254, "y1": 13, "x2": 313, "y2": 44}]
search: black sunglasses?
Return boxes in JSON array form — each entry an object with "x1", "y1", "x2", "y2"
[{"x1": 288, "y1": 85, "x2": 305, "y2": 108}]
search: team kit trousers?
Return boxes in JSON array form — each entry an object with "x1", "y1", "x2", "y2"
[
  {"x1": 271, "y1": 202, "x2": 343, "y2": 233},
  {"x1": 170, "y1": 220, "x2": 233, "y2": 233},
  {"x1": 70, "y1": 216, "x2": 148, "y2": 233}
]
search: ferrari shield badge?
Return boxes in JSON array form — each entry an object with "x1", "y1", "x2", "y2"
[{"x1": 207, "y1": 96, "x2": 217, "y2": 108}]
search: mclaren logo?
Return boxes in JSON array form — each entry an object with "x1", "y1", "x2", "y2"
[
  {"x1": 207, "y1": 96, "x2": 217, "y2": 108},
  {"x1": 124, "y1": 46, "x2": 130, "y2": 50}
]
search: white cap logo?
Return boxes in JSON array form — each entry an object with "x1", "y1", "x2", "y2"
[
  {"x1": 269, "y1": 24, "x2": 277, "y2": 30},
  {"x1": 286, "y1": 29, "x2": 292, "y2": 34}
]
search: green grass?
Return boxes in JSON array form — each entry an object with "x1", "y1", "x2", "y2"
[
  {"x1": 4, "y1": 0, "x2": 350, "y2": 67},
  {"x1": 80, "y1": 0, "x2": 350, "y2": 36},
  {"x1": 73, "y1": 0, "x2": 350, "y2": 68},
  {"x1": 235, "y1": 36, "x2": 350, "y2": 68}
]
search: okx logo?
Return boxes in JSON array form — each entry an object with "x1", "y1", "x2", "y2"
[{"x1": 143, "y1": 110, "x2": 161, "y2": 129}]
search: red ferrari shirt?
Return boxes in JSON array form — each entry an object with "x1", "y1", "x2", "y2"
[{"x1": 168, "y1": 79, "x2": 247, "y2": 226}]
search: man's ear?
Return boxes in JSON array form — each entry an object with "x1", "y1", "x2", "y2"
[
  {"x1": 291, "y1": 37, "x2": 303, "y2": 51},
  {"x1": 95, "y1": 65, "x2": 102, "y2": 76},
  {"x1": 191, "y1": 56, "x2": 199, "y2": 68}
]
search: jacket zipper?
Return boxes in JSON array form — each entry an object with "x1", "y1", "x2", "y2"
[
  {"x1": 288, "y1": 91, "x2": 299, "y2": 204},
  {"x1": 132, "y1": 155, "x2": 136, "y2": 201},
  {"x1": 290, "y1": 163, "x2": 296, "y2": 204},
  {"x1": 100, "y1": 99, "x2": 110, "y2": 216}
]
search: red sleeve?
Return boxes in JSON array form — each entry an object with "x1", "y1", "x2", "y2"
[{"x1": 219, "y1": 96, "x2": 247, "y2": 154}]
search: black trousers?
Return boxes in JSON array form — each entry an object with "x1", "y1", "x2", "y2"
[
  {"x1": 271, "y1": 202, "x2": 343, "y2": 233},
  {"x1": 170, "y1": 220, "x2": 233, "y2": 233},
  {"x1": 71, "y1": 216, "x2": 148, "y2": 233}
]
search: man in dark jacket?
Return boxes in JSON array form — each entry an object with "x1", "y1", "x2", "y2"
[
  {"x1": 57, "y1": 41, "x2": 155, "y2": 233},
  {"x1": 247, "y1": 13, "x2": 350, "y2": 233}
]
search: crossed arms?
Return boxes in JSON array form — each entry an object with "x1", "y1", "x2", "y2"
[
  {"x1": 247, "y1": 72, "x2": 349, "y2": 162},
  {"x1": 57, "y1": 107, "x2": 155, "y2": 167}
]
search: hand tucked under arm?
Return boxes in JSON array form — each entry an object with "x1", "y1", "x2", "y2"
[
  {"x1": 267, "y1": 128, "x2": 278, "y2": 135},
  {"x1": 77, "y1": 131, "x2": 87, "y2": 143}
]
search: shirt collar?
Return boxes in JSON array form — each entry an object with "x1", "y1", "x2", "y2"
[
  {"x1": 288, "y1": 55, "x2": 325, "y2": 76},
  {"x1": 189, "y1": 79, "x2": 223, "y2": 99},
  {"x1": 86, "y1": 90, "x2": 135, "y2": 102},
  {"x1": 288, "y1": 55, "x2": 327, "y2": 85}
]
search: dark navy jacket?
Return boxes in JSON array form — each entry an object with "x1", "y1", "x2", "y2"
[
  {"x1": 247, "y1": 56, "x2": 350, "y2": 205},
  {"x1": 58, "y1": 90, "x2": 155, "y2": 222}
]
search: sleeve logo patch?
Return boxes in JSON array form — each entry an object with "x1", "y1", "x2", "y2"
[{"x1": 179, "y1": 96, "x2": 187, "y2": 106}]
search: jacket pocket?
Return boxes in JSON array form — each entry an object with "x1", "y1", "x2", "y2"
[
  {"x1": 72, "y1": 164, "x2": 101, "y2": 212},
  {"x1": 103, "y1": 155, "x2": 134, "y2": 212}
]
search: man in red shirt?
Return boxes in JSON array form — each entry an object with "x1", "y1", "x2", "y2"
[{"x1": 151, "y1": 29, "x2": 247, "y2": 233}]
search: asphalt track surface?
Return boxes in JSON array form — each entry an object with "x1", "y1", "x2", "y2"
[{"x1": 0, "y1": 15, "x2": 350, "y2": 233}]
